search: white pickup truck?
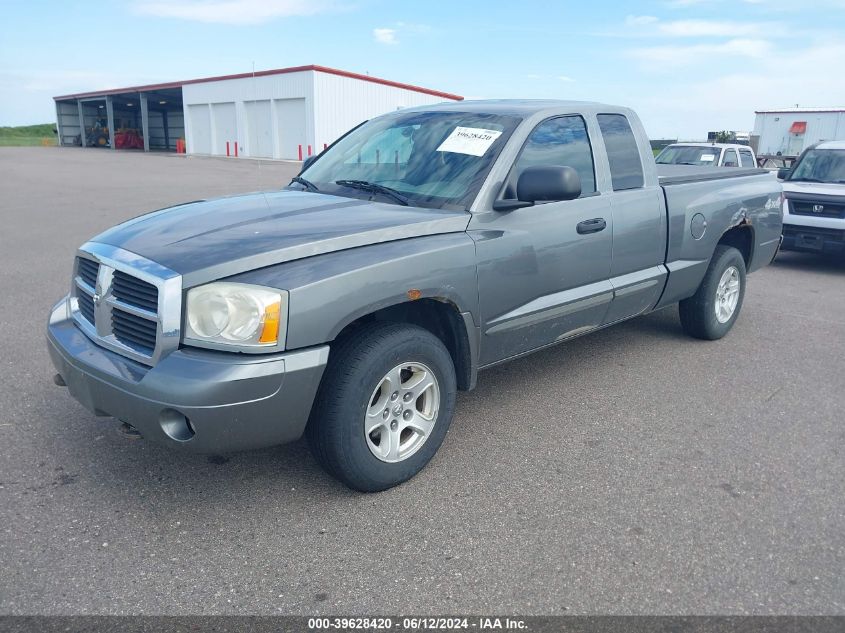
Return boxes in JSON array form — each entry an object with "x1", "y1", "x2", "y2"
[
  {"x1": 778, "y1": 141, "x2": 845, "y2": 256},
  {"x1": 656, "y1": 143, "x2": 757, "y2": 169}
]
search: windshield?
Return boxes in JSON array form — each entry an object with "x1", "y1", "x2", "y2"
[
  {"x1": 789, "y1": 149, "x2": 845, "y2": 183},
  {"x1": 295, "y1": 111, "x2": 521, "y2": 209},
  {"x1": 656, "y1": 145, "x2": 721, "y2": 166}
]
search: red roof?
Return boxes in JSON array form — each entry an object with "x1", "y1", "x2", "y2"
[{"x1": 53, "y1": 64, "x2": 463, "y2": 102}]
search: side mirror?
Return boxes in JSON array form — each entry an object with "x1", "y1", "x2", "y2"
[
  {"x1": 301, "y1": 155, "x2": 318, "y2": 172},
  {"x1": 493, "y1": 165, "x2": 582, "y2": 211},
  {"x1": 777, "y1": 167, "x2": 791, "y2": 180},
  {"x1": 518, "y1": 165, "x2": 581, "y2": 202}
]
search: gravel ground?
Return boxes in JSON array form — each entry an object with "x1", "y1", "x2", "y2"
[{"x1": 0, "y1": 147, "x2": 843, "y2": 615}]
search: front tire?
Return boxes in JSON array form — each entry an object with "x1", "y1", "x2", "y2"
[
  {"x1": 306, "y1": 322, "x2": 457, "y2": 492},
  {"x1": 679, "y1": 245, "x2": 747, "y2": 340}
]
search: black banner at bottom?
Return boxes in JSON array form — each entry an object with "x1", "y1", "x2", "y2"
[{"x1": 0, "y1": 616, "x2": 843, "y2": 633}]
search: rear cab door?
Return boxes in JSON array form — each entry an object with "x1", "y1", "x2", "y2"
[{"x1": 596, "y1": 112, "x2": 668, "y2": 324}]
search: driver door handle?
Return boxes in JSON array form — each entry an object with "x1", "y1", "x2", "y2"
[{"x1": 576, "y1": 218, "x2": 607, "y2": 235}]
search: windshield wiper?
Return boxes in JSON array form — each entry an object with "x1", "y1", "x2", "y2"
[
  {"x1": 335, "y1": 180, "x2": 409, "y2": 206},
  {"x1": 789, "y1": 177, "x2": 824, "y2": 183},
  {"x1": 290, "y1": 176, "x2": 319, "y2": 192}
]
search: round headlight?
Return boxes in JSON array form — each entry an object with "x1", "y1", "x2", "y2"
[{"x1": 187, "y1": 288, "x2": 230, "y2": 337}]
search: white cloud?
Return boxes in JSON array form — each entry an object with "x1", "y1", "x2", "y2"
[
  {"x1": 373, "y1": 28, "x2": 398, "y2": 45},
  {"x1": 623, "y1": 15, "x2": 784, "y2": 38},
  {"x1": 631, "y1": 42, "x2": 845, "y2": 138},
  {"x1": 657, "y1": 19, "x2": 768, "y2": 37},
  {"x1": 630, "y1": 38, "x2": 772, "y2": 66},
  {"x1": 372, "y1": 22, "x2": 432, "y2": 45},
  {"x1": 1, "y1": 69, "x2": 160, "y2": 96},
  {"x1": 665, "y1": 0, "x2": 716, "y2": 7},
  {"x1": 133, "y1": 0, "x2": 332, "y2": 25},
  {"x1": 524, "y1": 73, "x2": 576, "y2": 82},
  {"x1": 625, "y1": 15, "x2": 659, "y2": 26}
]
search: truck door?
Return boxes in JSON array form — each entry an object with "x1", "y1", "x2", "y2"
[
  {"x1": 470, "y1": 115, "x2": 613, "y2": 365},
  {"x1": 595, "y1": 113, "x2": 667, "y2": 324}
]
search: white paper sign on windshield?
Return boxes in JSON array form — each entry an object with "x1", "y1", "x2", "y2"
[
  {"x1": 700, "y1": 154, "x2": 716, "y2": 162},
  {"x1": 436, "y1": 127, "x2": 503, "y2": 157}
]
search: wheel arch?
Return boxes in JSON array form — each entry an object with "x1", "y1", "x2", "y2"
[
  {"x1": 717, "y1": 222, "x2": 754, "y2": 268},
  {"x1": 332, "y1": 297, "x2": 478, "y2": 391}
]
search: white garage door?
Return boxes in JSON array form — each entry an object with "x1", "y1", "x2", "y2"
[
  {"x1": 245, "y1": 100, "x2": 273, "y2": 158},
  {"x1": 275, "y1": 98, "x2": 306, "y2": 160},
  {"x1": 187, "y1": 104, "x2": 211, "y2": 155},
  {"x1": 211, "y1": 102, "x2": 237, "y2": 156}
]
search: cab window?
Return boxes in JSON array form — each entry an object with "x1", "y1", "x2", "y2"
[
  {"x1": 722, "y1": 149, "x2": 739, "y2": 167},
  {"x1": 597, "y1": 114, "x2": 644, "y2": 190},
  {"x1": 513, "y1": 115, "x2": 596, "y2": 195},
  {"x1": 739, "y1": 149, "x2": 755, "y2": 167}
]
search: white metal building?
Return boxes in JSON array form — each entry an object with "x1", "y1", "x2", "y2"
[
  {"x1": 753, "y1": 108, "x2": 845, "y2": 157},
  {"x1": 53, "y1": 65, "x2": 463, "y2": 159}
]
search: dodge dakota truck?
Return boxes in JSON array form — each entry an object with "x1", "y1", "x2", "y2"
[
  {"x1": 48, "y1": 100, "x2": 783, "y2": 491},
  {"x1": 777, "y1": 141, "x2": 845, "y2": 256}
]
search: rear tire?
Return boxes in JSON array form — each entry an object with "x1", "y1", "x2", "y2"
[
  {"x1": 679, "y1": 245, "x2": 746, "y2": 340},
  {"x1": 306, "y1": 322, "x2": 457, "y2": 492}
]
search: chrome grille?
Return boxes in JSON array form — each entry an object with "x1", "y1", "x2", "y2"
[
  {"x1": 77, "y1": 293, "x2": 96, "y2": 325},
  {"x1": 789, "y1": 199, "x2": 845, "y2": 219},
  {"x1": 70, "y1": 244, "x2": 182, "y2": 366},
  {"x1": 112, "y1": 309, "x2": 157, "y2": 354},
  {"x1": 78, "y1": 257, "x2": 99, "y2": 289},
  {"x1": 112, "y1": 270, "x2": 159, "y2": 312}
]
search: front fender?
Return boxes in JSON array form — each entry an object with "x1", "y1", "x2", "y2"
[{"x1": 227, "y1": 233, "x2": 480, "y2": 350}]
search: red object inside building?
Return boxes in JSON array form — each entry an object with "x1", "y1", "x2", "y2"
[{"x1": 114, "y1": 130, "x2": 144, "y2": 149}]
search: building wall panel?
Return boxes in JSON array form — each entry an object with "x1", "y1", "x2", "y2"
[
  {"x1": 312, "y1": 72, "x2": 454, "y2": 150},
  {"x1": 211, "y1": 102, "x2": 237, "y2": 155},
  {"x1": 180, "y1": 69, "x2": 459, "y2": 159},
  {"x1": 187, "y1": 104, "x2": 211, "y2": 154},
  {"x1": 275, "y1": 98, "x2": 307, "y2": 160},
  {"x1": 245, "y1": 100, "x2": 273, "y2": 158}
]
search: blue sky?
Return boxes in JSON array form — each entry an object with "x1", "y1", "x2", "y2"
[{"x1": 2, "y1": 0, "x2": 845, "y2": 137}]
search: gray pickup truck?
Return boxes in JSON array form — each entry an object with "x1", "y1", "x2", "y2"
[{"x1": 48, "y1": 100, "x2": 782, "y2": 491}]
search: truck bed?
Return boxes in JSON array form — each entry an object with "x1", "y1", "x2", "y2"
[{"x1": 657, "y1": 164, "x2": 769, "y2": 185}]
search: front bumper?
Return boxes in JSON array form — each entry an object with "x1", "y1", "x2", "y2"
[
  {"x1": 781, "y1": 224, "x2": 845, "y2": 255},
  {"x1": 47, "y1": 297, "x2": 329, "y2": 453}
]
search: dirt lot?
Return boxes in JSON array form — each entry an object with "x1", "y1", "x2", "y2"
[{"x1": 1, "y1": 147, "x2": 843, "y2": 615}]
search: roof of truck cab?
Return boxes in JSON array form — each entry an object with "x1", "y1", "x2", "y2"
[
  {"x1": 664, "y1": 142, "x2": 753, "y2": 151},
  {"x1": 815, "y1": 141, "x2": 845, "y2": 150},
  {"x1": 400, "y1": 99, "x2": 630, "y2": 116}
]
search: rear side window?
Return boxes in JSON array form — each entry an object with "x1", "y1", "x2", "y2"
[
  {"x1": 739, "y1": 149, "x2": 755, "y2": 167},
  {"x1": 722, "y1": 149, "x2": 739, "y2": 167},
  {"x1": 515, "y1": 115, "x2": 596, "y2": 195},
  {"x1": 597, "y1": 114, "x2": 644, "y2": 190}
]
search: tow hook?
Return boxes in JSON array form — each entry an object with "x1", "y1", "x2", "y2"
[{"x1": 52, "y1": 374, "x2": 66, "y2": 387}]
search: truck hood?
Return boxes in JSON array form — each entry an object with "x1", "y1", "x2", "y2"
[
  {"x1": 782, "y1": 181, "x2": 845, "y2": 196},
  {"x1": 92, "y1": 190, "x2": 470, "y2": 285}
]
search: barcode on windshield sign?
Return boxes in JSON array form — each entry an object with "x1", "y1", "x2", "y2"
[{"x1": 436, "y1": 127, "x2": 503, "y2": 157}]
